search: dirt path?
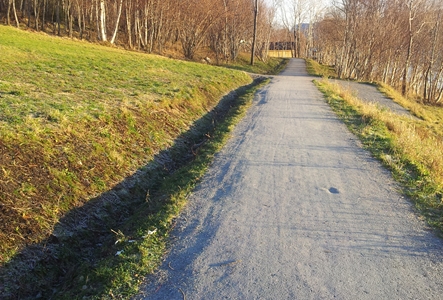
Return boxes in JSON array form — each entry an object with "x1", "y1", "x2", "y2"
[{"x1": 136, "y1": 59, "x2": 443, "y2": 299}]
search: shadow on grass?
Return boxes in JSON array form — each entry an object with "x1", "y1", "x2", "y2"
[{"x1": 0, "y1": 77, "x2": 268, "y2": 299}]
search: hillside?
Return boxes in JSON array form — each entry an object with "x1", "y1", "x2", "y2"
[{"x1": 0, "y1": 25, "x2": 270, "y2": 297}]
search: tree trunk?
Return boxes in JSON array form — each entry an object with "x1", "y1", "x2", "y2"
[
  {"x1": 402, "y1": 31, "x2": 413, "y2": 96},
  {"x1": 293, "y1": 28, "x2": 298, "y2": 58},
  {"x1": 109, "y1": 0, "x2": 123, "y2": 44},
  {"x1": 27, "y1": 0, "x2": 31, "y2": 28},
  {"x1": 135, "y1": 10, "x2": 144, "y2": 49},
  {"x1": 297, "y1": 22, "x2": 302, "y2": 58},
  {"x1": 13, "y1": 0, "x2": 20, "y2": 28},
  {"x1": 148, "y1": 4, "x2": 155, "y2": 53},
  {"x1": 56, "y1": 0, "x2": 60, "y2": 35},
  {"x1": 425, "y1": 13, "x2": 440, "y2": 103},
  {"x1": 77, "y1": 2, "x2": 82, "y2": 39},
  {"x1": 125, "y1": 0, "x2": 132, "y2": 48},
  {"x1": 95, "y1": 0, "x2": 100, "y2": 40},
  {"x1": 66, "y1": 0, "x2": 73, "y2": 38},
  {"x1": 99, "y1": 0, "x2": 107, "y2": 41},
  {"x1": 251, "y1": 0, "x2": 258, "y2": 65},
  {"x1": 7, "y1": 0, "x2": 11, "y2": 25},
  {"x1": 33, "y1": 0, "x2": 40, "y2": 30},
  {"x1": 41, "y1": 0, "x2": 46, "y2": 31}
]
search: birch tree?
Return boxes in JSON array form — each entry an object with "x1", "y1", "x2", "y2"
[
  {"x1": 0, "y1": 0, "x2": 275, "y2": 63},
  {"x1": 279, "y1": 0, "x2": 307, "y2": 58},
  {"x1": 98, "y1": 0, "x2": 106, "y2": 41},
  {"x1": 109, "y1": 0, "x2": 122, "y2": 44},
  {"x1": 401, "y1": 0, "x2": 428, "y2": 96}
]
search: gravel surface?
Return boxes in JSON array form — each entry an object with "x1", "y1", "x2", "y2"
[
  {"x1": 334, "y1": 80, "x2": 414, "y2": 117},
  {"x1": 136, "y1": 59, "x2": 443, "y2": 299}
]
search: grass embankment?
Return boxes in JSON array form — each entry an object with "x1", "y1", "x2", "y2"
[
  {"x1": 378, "y1": 83, "x2": 443, "y2": 139},
  {"x1": 225, "y1": 53, "x2": 289, "y2": 75},
  {"x1": 305, "y1": 58, "x2": 337, "y2": 78},
  {"x1": 0, "y1": 25, "x2": 282, "y2": 298},
  {"x1": 314, "y1": 78, "x2": 443, "y2": 234}
]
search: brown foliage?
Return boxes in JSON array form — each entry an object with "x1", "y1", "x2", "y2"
[
  {"x1": 0, "y1": 0, "x2": 276, "y2": 62},
  {"x1": 314, "y1": 0, "x2": 443, "y2": 104}
]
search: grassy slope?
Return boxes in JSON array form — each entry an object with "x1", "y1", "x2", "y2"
[
  {"x1": 378, "y1": 83, "x2": 443, "y2": 140},
  {"x1": 0, "y1": 25, "x2": 286, "y2": 298},
  {"x1": 224, "y1": 53, "x2": 289, "y2": 74},
  {"x1": 0, "y1": 25, "x2": 250, "y2": 260},
  {"x1": 305, "y1": 58, "x2": 337, "y2": 78}
]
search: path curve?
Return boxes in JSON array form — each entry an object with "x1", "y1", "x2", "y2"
[
  {"x1": 136, "y1": 59, "x2": 443, "y2": 299},
  {"x1": 334, "y1": 80, "x2": 413, "y2": 116}
]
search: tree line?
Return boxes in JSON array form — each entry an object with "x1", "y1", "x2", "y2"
[
  {"x1": 0, "y1": 0, "x2": 275, "y2": 62},
  {"x1": 315, "y1": 0, "x2": 443, "y2": 104},
  {"x1": 2, "y1": 0, "x2": 442, "y2": 104}
]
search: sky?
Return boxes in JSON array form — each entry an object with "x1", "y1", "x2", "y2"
[{"x1": 268, "y1": 0, "x2": 335, "y2": 25}]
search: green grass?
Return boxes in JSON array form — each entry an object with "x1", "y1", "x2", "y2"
[
  {"x1": 0, "y1": 25, "x2": 250, "y2": 259},
  {"x1": 305, "y1": 58, "x2": 337, "y2": 78},
  {"x1": 224, "y1": 53, "x2": 289, "y2": 75},
  {"x1": 62, "y1": 79, "x2": 269, "y2": 299},
  {"x1": 0, "y1": 24, "x2": 277, "y2": 299},
  {"x1": 315, "y1": 79, "x2": 443, "y2": 234}
]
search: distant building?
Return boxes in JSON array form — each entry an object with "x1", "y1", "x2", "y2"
[{"x1": 269, "y1": 41, "x2": 294, "y2": 51}]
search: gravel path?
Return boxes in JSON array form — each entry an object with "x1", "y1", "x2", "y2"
[
  {"x1": 136, "y1": 59, "x2": 443, "y2": 299},
  {"x1": 334, "y1": 80, "x2": 413, "y2": 117}
]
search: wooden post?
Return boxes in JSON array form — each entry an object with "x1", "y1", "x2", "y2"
[{"x1": 250, "y1": 0, "x2": 258, "y2": 65}]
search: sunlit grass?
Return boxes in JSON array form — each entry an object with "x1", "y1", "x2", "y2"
[
  {"x1": 378, "y1": 83, "x2": 443, "y2": 140},
  {"x1": 305, "y1": 58, "x2": 337, "y2": 78},
  {"x1": 0, "y1": 24, "x2": 251, "y2": 263},
  {"x1": 224, "y1": 52, "x2": 289, "y2": 74},
  {"x1": 0, "y1": 24, "x2": 280, "y2": 299}
]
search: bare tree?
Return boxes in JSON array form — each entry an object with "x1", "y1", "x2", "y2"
[
  {"x1": 178, "y1": 0, "x2": 218, "y2": 59},
  {"x1": 109, "y1": 0, "x2": 122, "y2": 44},
  {"x1": 313, "y1": 0, "x2": 443, "y2": 104},
  {"x1": 0, "y1": 0, "x2": 275, "y2": 62}
]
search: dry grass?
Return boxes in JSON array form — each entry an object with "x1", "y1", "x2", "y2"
[{"x1": 378, "y1": 83, "x2": 443, "y2": 140}]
